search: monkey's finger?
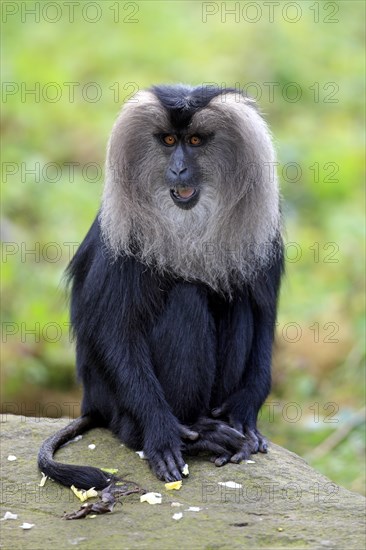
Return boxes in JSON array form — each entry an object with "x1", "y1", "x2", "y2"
[
  {"x1": 230, "y1": 432, "x2": 262, "y2": 463},
  {"x1": 179, "y1": 425, "x2": 199, "y2": 441},
  {"x1": 190, "y1": 419, "x2": 244, "y2": 450},
  {"x1": 147, "y1": 449, "x2": 180, "y2": 482},
  {"x1": 185, "y1": 439, "x2": 227, "y2": 456},
  {"x1": 229, "y1": 419, "x2": 244, "y2": 434},
  {"x1": 254, "y1": 429, "x2": 268, "y2": 453},
  {"x1": 164, "y1": 452, "x2": 183, "y2": 481},
  {"x1": 215, "y1": 422, "x2": 245, "y2": 440},
  {"x1": 258, "y1": 439, "x2": 268, "y2": 453},
  {"x1": 230, "y1": 450, "x2": 248, "y2": 464},
  {"x1": 214, "y1": 453, "x2": 232, "y2": 467},
  {"x1": 172, "y1": 449, "x2": 187, "y2": 473},
  {"x1": 150, "y1": 456, "x2": 176, "y2": 482}
]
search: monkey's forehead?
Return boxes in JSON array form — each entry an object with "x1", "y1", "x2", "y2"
[{"x1": 118, "y1": 87, "x2": 257, "y2": 133}]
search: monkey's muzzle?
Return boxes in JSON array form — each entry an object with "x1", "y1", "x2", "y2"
[{"x1": 170, "y1": 186, "x2": 200, "y2": 210}]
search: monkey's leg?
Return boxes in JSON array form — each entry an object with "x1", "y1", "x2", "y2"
[
  {"x1": 210, "y1": 314, "x2": 274, "y2": 465},
  {"x1": 208, "y1": 243, "x2": 283, "y2": 466}
]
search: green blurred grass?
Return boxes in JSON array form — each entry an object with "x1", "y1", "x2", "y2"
[{"x1": 1, "y1": 1, "x2": 365, "y2": 494}]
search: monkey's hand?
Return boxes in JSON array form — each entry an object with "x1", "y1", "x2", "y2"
[
  {"x1": 182, "y1": 417, "x2": 245, "y2": 466},
  {"x1": 143, "y1": 422, "x2": 198, "y2": 482},
  {"x1": 211, "y1": 400, "x2": 268, "y2": 465}
]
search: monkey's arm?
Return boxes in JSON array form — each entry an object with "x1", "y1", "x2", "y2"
[
  {"x1": 212, "y1": 241, "x2": 284, "y2": 463},
  {"x1": 106, "y1": 335, "x2": 197, "y2": 481},
  {"x1": 68, "y1": 223, "x2": 197, "y2": 482},
  {"x1": 77, "y1": 326, "x2": 199, "y2": 483}
]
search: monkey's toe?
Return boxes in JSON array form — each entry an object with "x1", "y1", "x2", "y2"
[{"x1": 229, "y1": 428, "x2": 269, "y2": 463}]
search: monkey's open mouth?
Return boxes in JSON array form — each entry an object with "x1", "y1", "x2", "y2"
[{"x1": 170, "y1": 187, "x2": 200, "y2": 209}]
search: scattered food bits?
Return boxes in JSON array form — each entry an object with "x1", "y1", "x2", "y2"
[
  {"x1": 20, "y1": 523, "x2": 35, "y2": 530},
  {"x1": 88, "y1": 444, "x2": 96, "y2": 450},
  {"x1": 1, "y1": 511, "x2": 18, "y2": 521},
  {"x1": 186, "y1": 506, "x2": 201, "y2": 512},
  {"x1": 165, "y1": 480, "x2": 182, "y2": 491},
  {"x1": 172, "y1": 513, "x2": 183, "y2": 521},
  {"x1": 277, "y1": 527, "x2": 284, "y2": 532},
  {"x1": 71, "y1": 485, "x2": 98, "y2": 502},
  {"x1": 218, "y1": 481, "x2": 242, "y2": 489},
  {"x1": 246, "y1": 460, "x2": 256, "y2": 464},
  {"x1": 7, "y1": 455, "x2": 17, "y2": 461},
  {"x1": 171, "y1": 502, "x2": 182, "y2": 507},
  {"x1": 140, "y1": 492, "x2": 162, "y2": 505},
  {"x1": 182, "y1": 464, "x2": 189, "y2": 476}
]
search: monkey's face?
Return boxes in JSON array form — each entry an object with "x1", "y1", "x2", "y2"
[
  {"x1": 158, "y1": 132, "x2": 208, "y2": 210},
  {"x1": 106, "y1": 89, "x2": 245, "y2": 215}
]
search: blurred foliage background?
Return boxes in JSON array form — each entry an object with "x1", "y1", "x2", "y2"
[{"x1": 1, "y1": 1, "x2": 365, "y2": 494}]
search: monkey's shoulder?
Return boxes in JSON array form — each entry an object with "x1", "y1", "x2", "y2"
[{"x1": 67, "y1": 216, "x2": 283, "y2": 321}]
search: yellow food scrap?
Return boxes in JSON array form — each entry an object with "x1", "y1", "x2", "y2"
[
  {"x1": 100, "y1": 467, "x2": 118, "y2": 474},
  {"x1": 164, "y1": 480, "x2": 182, "y2": 491},
  {"x1": 70, "y1": 485, "x2": 98, "y2": 502},
  {"x1": 140, "y1": 492, "x2": 162, "y2": 505}
]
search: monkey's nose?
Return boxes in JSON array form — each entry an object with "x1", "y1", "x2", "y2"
[{"x1": 169, "y1": 166, "x2": 187, "y2": 176}]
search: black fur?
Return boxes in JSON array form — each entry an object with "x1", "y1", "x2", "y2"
[
  {"x1": 151, "y1": 84, "x2": 239, "y2": 129},
  {"x1": 38, "y1": 84, "x2": 284, "y2": 489},
  {"x1": 38, "y1": 216, "x2": 283, "y2": 488}
]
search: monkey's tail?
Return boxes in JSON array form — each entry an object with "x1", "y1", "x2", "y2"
[{"x1": 38, "y1": 415, "x2": 114, "y2": 490}]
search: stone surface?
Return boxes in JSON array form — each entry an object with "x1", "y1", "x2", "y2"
[{"x1": 1, "y1": 414, "x2": 365, "y2": 549}]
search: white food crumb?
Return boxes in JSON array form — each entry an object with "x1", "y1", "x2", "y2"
[
  {"x1": 186, "y1": 506, "x2": 201, "y2": 512},
  {"x1": 1, "y1": 511, "x2": 18, "y2": 520},
  {"x1": 172, "y1": 513, "x2": 183, "y2": 520},
  {"x1": 171, "y1": 502, "x2": 182, "y2": 507},
  {"x1": 218, "y1": 481, "x2": 242, "y2": 489},
  {"x1": 39, "y1": 473, "x2": 48, "y2": 487},
  {"x1": 246, "y1": 460, "x2": 256, "y2": 464},
  {"x1": 88, "y1": 444, "x2": 96, "y2": 450},
  {"x1": 20, "y1": 523, "x2": 35, "y2": 530},
  {"x1": 136, "y1": 451, "x2": 147, "y2": 459},
  {"x1": 140, "y1": 492, "x2": 162, "y2": 505},
  {"x1": 7, "y1": 455, "x2": 17, "y2": 461}
]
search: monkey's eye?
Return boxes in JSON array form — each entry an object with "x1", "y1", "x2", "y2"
[
  {"x1": 188, "y1": 135, "x2": 202, "y2": 146},
  {"x1": 162, "y1": 134, "x2": 176, "y2": 146}
]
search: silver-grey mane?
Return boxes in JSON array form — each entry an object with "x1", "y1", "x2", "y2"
[{"x1": 100, "y1": 89, "x2": 281, "y2": 293}]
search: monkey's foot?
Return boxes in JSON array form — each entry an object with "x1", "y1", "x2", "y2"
[
  {"x1": 229, "y1": 428, "x2": 268, "y2": 464},
  {"x1": 145, "y1": 445, "x2": 186, "y2": 482},
  {"x1": 182, "y1": 417, "x2": 244, "y2": 463}
]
